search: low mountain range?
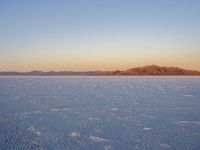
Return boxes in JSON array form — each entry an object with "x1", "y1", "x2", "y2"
[{"x1": 0, "y1": 65, "x2": 200, "y2": 76}]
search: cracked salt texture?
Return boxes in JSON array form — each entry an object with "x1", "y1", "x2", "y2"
[{"x1": 0, "y1": 76, "x2": 200, "y2": 150}]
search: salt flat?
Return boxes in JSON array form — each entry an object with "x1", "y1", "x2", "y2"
[{"x1": 0, "y1": 76, "x2": 200, "y2": 150}]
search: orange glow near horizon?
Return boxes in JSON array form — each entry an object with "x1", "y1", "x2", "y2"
[{"x1": 1, "y1": 59, "x2": 200, "y2": 72}]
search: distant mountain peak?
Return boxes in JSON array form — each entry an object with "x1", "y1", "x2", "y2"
[
  {"x1": 0, "y1": 65, "x2": 200, "y2": 76},
  {"x1": 123, "y1": 65, "x2": 199, "y2": 75},
  {"x1": 143, "y1": 64, "x2": 160, "y2": 68}
]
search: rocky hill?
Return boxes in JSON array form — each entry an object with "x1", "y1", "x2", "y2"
[
  {"x1": 114, "y1": 65, "x2": 200, "y2": 75},
  {"x1": 0, "y1": 65, "x2": 200, "y2": 76}
]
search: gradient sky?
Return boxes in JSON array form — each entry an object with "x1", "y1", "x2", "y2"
[{"x1": 0, "y1": 0, "x2": 200, "y2": 71}]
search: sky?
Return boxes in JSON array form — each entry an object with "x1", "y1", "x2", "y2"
[{"x1": 0, "y1": 0, "x2": 200, "y2": 71}]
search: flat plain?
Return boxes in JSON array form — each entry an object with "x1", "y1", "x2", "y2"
[{"x1": 0, "y1": 76, "x2": 200, "y2": 150}]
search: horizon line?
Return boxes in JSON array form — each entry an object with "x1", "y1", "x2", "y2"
[{"x1": 1, "y1": 64, "x2": 200, "y2": 72}]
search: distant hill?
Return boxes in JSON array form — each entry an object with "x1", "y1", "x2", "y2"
[
  {"x1": 0, "y1": 65, "x2": 200, "y2": 76},
  {"x1": 116, "y1": 65, "x2": 200, "y2": 76}
]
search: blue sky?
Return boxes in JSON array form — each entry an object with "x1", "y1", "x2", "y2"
[{"x1": 0, "y1": 0, "x2": 200, "y2": 71}]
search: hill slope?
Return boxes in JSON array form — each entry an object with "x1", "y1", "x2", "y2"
[
  {"x1": 0, "y1": 65, "x2": 200, "y2": 76},
  {"x1": 117, "y1": 65, "x2": 200, "y2": 75}
]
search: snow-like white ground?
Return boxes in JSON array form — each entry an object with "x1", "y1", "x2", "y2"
[{"x1": 0, "y1": 76, "x2": 200, "y2": 150}]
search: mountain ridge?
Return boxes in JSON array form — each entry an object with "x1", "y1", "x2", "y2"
[{"x1": 0, "y1": 65, "x2": 200, "y2": 76}]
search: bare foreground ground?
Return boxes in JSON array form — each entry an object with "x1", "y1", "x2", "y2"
[{"x1": 0, "y1": 76, "x2": 200, "y2": 150}]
